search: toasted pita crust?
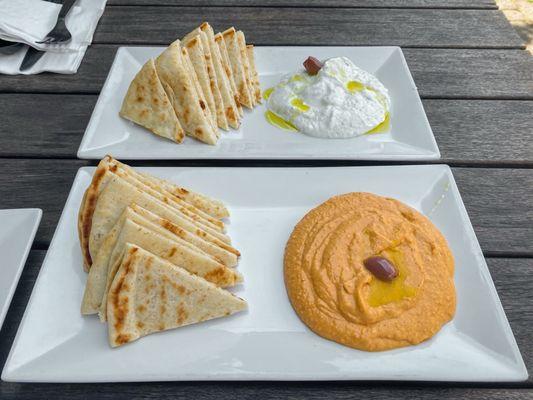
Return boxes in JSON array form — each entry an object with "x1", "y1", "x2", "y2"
[
  {"x1": 236, "y1": 30, "x2": 256, "y2": 107},
  {"x1": 223, "y1": 27, "x2": 253, "y2": 109},
  {"x1": 119, "y1": 59, "x2": 184, "y2": 143},
  {"x1": 106, "y1": 156, "x2": 230, "y2": 219},
  {"x1": 214, "y1": 32, "x2": 243, "y2": 118},
  {"x1": 78, "y1": 156, "x2": 231, "y2": 270},
  {"x1": 183, "y1": 35, "x2": 218, "y2": 130},
  {"x1": 107, "y1": 244, "x2": 247, "y2": 347},
  {"x1": 82, "y1": 206, "x2": 239, "y2": 316},
  {"x1": 138, "y1": 172, "x2": 230, "y2": 219},
  {"x1": 107, "y1": 164, "x2": 225, "y2": 233},
  {"x1": 181, "y1": 46, "x2": 218, "y2": 135},
  {"x1": 200, "y1": 22, "x2": 241, "y2": 130},
  {"x1": 97, "y1": 217, "x2": 242, "y2": 321},
  {"x1": 184, "y1": 28, "x2": 228, "y2": 131},
  {"x1": 131, "y1": 204, "x2": 238, "y2": 266},
  {"x1": 246, "y1": 44, "x2": 262, "y2": 104},
  {"x1": 86, "y1": 170, "x2": 229, "y2": 257},
  {"x1": 89, "y1": 174, "x2": 231, "y2": 261},
  {"x1": 155, "y1": 40, "x2": 218, "y2": 145}
]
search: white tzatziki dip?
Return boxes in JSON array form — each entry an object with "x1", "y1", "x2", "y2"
[{"x1": 264, "y1": 57, "x2": 391, "y2": 138}]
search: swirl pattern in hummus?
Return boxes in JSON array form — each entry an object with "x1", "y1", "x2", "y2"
[{"x1": 284, "y1": 192, "x2": 456, "y2": 351}]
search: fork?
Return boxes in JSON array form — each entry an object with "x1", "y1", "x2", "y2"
[{"x1": 36, "y1": 0, "x2": 77, "y2": 45}]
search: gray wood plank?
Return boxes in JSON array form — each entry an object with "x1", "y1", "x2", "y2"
[
  {"x1": 91, "y1": 7, "x2": 522, "y2": 48},
  {"x1": 0, "y1": 253, "x2": 531, "y2": 394},
  {"x1": 427, "y1": 100, "x2": 533, "y2": 165},
  {"x1": 0, "y1": 159, "x2": 530, "y2": 255},
  {"x1": 403, "y1": 49, "x2": 533, "y2": 99},
  {"x1": 0, "y1": 159, "x2": 90, "y2": 248},
  {"x1": 0, "y1": 47, "x2": 531, "y2": 99},
  {"x1": 107, "y1": 0, "x2": 498, "y2": 9},
  {"x1": 1, "y1": 95, "x2": 532, "y2": 165}
]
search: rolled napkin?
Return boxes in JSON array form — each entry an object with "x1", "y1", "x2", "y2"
[{"x1": 0, "y1": 0, "x2": 107, "y2": 74}]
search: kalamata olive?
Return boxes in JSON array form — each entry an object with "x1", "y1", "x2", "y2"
[
  {"x1": 303, "y1": 56, "x2": 323, "y2": 75},
  {"x1": 363, "y1": 256, "x2": 398, "y2": 282}
]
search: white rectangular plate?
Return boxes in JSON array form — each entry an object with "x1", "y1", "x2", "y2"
[
  {"x1": 78, "y1": 46, "x2": 439, "y2": 160},
  {"x1": 2, "y1": 166, "x2": 525, "y2": 382},
  {"x1": 0, "y1": 208, "x2": 41, "y2": 330}
]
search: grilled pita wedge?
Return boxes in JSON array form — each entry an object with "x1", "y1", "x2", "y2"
[
  {"x1": 182, "y1": 34, "x2": 218, "y2": 130},
  {"x1": 183, "y1": 28, "x2": 228, "y2": 131},
  {"x1": 236, "y1": 30, "x2": 256, "y2": 107},
  {"x1": 105, "y1": 156, "x2": 230, "y2": 219},
  {"x1": 214, "y1": 32, "x2": 243, "y2": 118},
  {"x1": 106, "y1": 164, "x2": 225, "y2": 232},
  {"x1": 89, "y1": 174, "x2": 233, "y2": 260},
  {"x1": 119, "y1": 59, "x2": 184, "y2": 143},
  {"x1": 222, "y1": 27, "x2": 254, "y2": 109},
  {"x1": 246, "y1": 44, "x2": 262, "y2": 104},
  {"x1": 107, "y1": 244, "x2": 247, "y2": 347},
  {"x1": 82, "y1": 207, "x2": 240, "y2": 315},
  {"x1": 98, "y1": 216, "x2": 241, "y2": 321},
  {"x1": 78, "y1": 156, "x2": 230, "y2": 270},
  {"x1": 138, "y1": 172, "x2": 229, "y2": 219},
  {"x1": 130, "y1": 204, "x2": 238, "y2": 266},
  {"x1": 200, "y1": 22, "x2": 241, "y2": 130},
  {"x1": 155, "y1": 40, "x2": 218, "y2": 145},
  {"x1": 181, "y1": 46, "x2": 217, "y2": 134}
]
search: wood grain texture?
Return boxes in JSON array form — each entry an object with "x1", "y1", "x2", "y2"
[
  {"x1": 0, "y1": 159, "x2": 530, "y2": 255},
  {"x1": 0, "y1": 253, "x2": 530, "y2": 395},
  {"x1": 106, "y1": 0, "x2": 498, "y2": 9},
  {"x1": 0, "y1": 159, "x2": 90, "y2": 248},
  {"x1": 403, "y1": 49, "x2": 533, "y2": 99},
  {"x1": 90, "y1": 7, "x2": 523, "y2": 48},
  {"x1": 1, "y1": 96, "x2": 532, "y2": 165},
  {"x1": 0, "y1": 47, "x2": 531, "y2": 99},
  {"x1": 427, "y1": 100, "x2": 533, "y2": 165}
]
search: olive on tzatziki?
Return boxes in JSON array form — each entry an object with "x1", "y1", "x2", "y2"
[{"x1": 264, "y1": 56, "x2": 391, "y2": 138}]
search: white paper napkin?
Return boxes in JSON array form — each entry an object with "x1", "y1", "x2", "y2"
[{"x1": 0, "y1": 0, "x2": 107, "y2": 75}]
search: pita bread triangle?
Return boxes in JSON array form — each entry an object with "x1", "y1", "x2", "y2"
[
  {"x1": 214, "y1": 32, "x2": 243, "y2": 118},
  {"x1": 105, "y1": 156, "x2": 230, "y2": 219},
  {"x1": 89, "y1": 173, "x2": 232, "y2": 259},
  {"x1": 130, "y1": 204, "x2": 239, "y2": 266},
  {"x1": 155, "y1": 40, "x2": 219, "y2": 145},
  {"x1": 82, "y1": 206, "x2": 241, "y2": 316},
  {"x1": 181, "y1": 46, "x2": 218, "y2": 135},
  {"x1": 236, "y1": 30, "x2": 256, "y2": 107},
  {"x1": 222, "y1": 27, "x2": 254, "y2": 109},
  {"x1": 96, "y1": 214, "x2": 242, "y2": 322},
  {"x1": 78, "y1": 156, "x2": 230, "y2": 271},
  {"x1": 183, "y1": 28, "x2": 229, "y2": 131},
  {"x1": 107, "y1": 244, "x2": 247, "y2": 347},
  {"x1": 182, "y1": 34, "x2": 218, "y2": 130},
  {"x1": 119, "y1": 59, "x2": 185, "y2": 143},
  {"x1": 200, "y1": 22, "x2": 241, "y2": 130},
  {"x1": 246, "y1": 44, "x2": 262, "y2": 104}
]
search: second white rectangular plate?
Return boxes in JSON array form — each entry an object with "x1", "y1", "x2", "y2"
[
  {"x1": 2, "y1": 165, "x2": 525, "y2": 382},
  {"x1": 78, "y1": 46, "x2": 439, "y2": 160},
  {"x1": 0, "y1": 208, "x2": 41, "y2": 330}
]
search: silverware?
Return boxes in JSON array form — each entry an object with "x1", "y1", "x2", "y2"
[
  {"x1": 19, "y1": 0, "x2": 77, "y2": 71},
  {"x1": 36, "y1": 0, "x2": 77, "y2": 45},
  {"x1": 19, "y1": 46, "x2": 46, "y2": 71},
  {"x1": 0, "y1": 39, "x2": 24, "y2": 55}
]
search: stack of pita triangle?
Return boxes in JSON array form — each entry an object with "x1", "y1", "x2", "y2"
[
  {"x1": 78, "y1": 155, "x2": 246, "y2": 347},
  {"x1": 119, "y1": 22, "x2": 261, "y2": 146}
]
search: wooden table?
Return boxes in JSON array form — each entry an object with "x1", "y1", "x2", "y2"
[{"x1": 1, "y1": 0, "x2": 532, "y2": 398}]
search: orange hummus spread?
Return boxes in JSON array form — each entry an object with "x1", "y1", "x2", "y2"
[{"x1": 284, "y1": 192, "x2": 456, "y2": 351}]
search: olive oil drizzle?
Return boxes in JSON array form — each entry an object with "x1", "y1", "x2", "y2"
[{"x1": 367, "y1": 247, "x2": 417, "y2": 307}]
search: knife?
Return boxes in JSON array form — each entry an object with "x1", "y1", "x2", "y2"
[
  {"x1": 19, "y1": 0, "x2": 71, "y2": 72},
  {"x1": 19, "y1": 46, "x2": 46, "y2": 71}
]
